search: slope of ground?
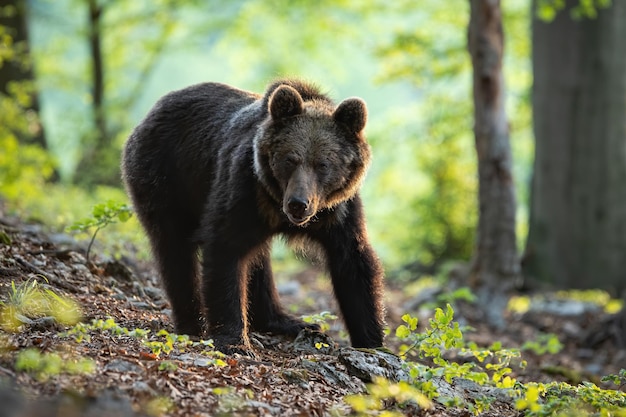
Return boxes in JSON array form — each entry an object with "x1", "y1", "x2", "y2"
[{"x1": 0, "y1": 212, "x2": 624, "y2": 416}]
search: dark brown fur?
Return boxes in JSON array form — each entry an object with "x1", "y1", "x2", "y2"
[{"x1": 122, "y1": 79, "x2": 384, "y2": 352}]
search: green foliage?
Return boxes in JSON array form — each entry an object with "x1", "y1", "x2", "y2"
[
  {"x1": 0, "y1": 279, "x2": 82, "y2": 332},
  {"x1": 0, "y1": 86, "x2": 54, "y2": 204},
  {"x1": 143, "y1": 396, "x2": 175, "y2": 416},
  {"x1": 395, "y1": 305, "x2": 522, "y2": 393},
  {"x1": 521, "y1": 333, "x2": 563, "y2": 355},
  {"x1": 536, "y1": 0, "x2": 612, "y2": 21},
  {"x1": 602, "y1": 369, "x2": 626, "y2": 389},
  {"x1": 350, "y1": 307, "x2": 625, "y2": 416},
  {"x1": 65, "y1": 318, "x2": 227, "y2": 366},
  {"x1": 395, "y1": 305, "x2": 463, "y2": 360},
  {"x1": 301, "y1": 311, "x2": 338, "y2": 332},
  {"x1": 369, "y1": 0, "x2": 534, "y2": 270},
  {"x1": 67, "y1": 200, "x2": 133, "y2": 262},
  {"x1": 0, "y1": 16, "x2": 55, "y2": 201},
  {"x1": 15, "y1": 348, "x2": 96, "y2": 382},
  {"x1": 345, "y1": 376, "x2": 432, "y2": 416},
  {"x1": 514, "y1": 380, "x2": 626, "y2": 416},
  {"x1": 420, "y1": 285, "x2": 477, "y2": 311},
  {"x1": 555, "y1": 289, "x2": 623, "y2": 314},
  {"x1": 370, "y1": 6, "x2": 475, "y2": 268},
  {"x1": 0, "y1": 281, "x2": 94, "y2": 382},
  {"x1": 33, "y1": 0, "x2": 209, "y2": 184},
  {"x1": 508, "y1": 290, "x2": 623, "y2": 316}
]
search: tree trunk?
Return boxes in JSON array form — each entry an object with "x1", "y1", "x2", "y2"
[
  {"x1": 0, "y1": 0, "x2": 46, "y2": 148},
  {"x1": 75, "y1": 0, "x2": 119, "y2": 186},
  {"x1": 467, "y1": 0, "x2": 520, "y2": 291},
  {"x1": 524, "y1": 0, "x2": 626, "y2": 297},
  {"x1": 88, "y1": 0, "x2": 106, "y2": 146}
]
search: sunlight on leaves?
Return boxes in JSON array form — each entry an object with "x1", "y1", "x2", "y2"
[{"x1": 0, "y1": 279, "x2": 82, "y2": 332}]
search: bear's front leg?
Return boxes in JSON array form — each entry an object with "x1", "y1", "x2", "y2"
[
  {"x1": 247, "y1": 250, "x2": 320, "y2": 336},
  {"x1": 201, "y1": 242, "x2": 253, "y2": 354},
  {"x1": 314, "y1": 199, "x2": 385, "y2": 348}
]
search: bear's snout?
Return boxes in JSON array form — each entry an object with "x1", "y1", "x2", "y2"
[
  {"x1": 287, "y1": 196, "x2": 309, "y2": 221},
  {"x1": 284, "y1": 195, "x2": 315, "y2": 226},
  {"x1": 283, "y1": 166, "x2": 318, "y2": 226}
]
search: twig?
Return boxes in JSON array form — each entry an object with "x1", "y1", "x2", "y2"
[{"x1": 28, "y1": 249, "x2": 75, "y2": 259}]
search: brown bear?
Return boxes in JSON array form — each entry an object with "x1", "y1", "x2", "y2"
[{"x1": 122, "y1": 79, "x2": 384, "y2": 353}]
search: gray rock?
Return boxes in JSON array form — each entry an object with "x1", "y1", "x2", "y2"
[
  {"x1": 338, "y1": 348, "x2": 410, "y2": 382},
  {"x1": 293, "y1": 328, "x2": 337, "y2": 355},
  {"x1": 300, "y1": 359, "x2": 364, "y2": 391},
  {"x1": 104, "y1": 359, "x2": 142, "y2": 373}
]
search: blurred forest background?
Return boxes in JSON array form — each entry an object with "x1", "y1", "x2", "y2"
[{"x1": 1, "y1": 0, "x2": 624, "y2": 304}]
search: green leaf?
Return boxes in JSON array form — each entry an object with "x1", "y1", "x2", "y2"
[{"x1": 395, "y1": 325, "x2": 411, "y2": 339}]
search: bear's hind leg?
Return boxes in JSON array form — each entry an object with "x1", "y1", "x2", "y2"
[
  {"x1": 248, "y1": 250, "x2": 319, "y2": 337},
  {"x1": 150, "y1": 223, "x2": 203, "y2": 337}
]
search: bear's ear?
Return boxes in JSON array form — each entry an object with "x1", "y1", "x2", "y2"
[
  {"x1": 269, "y1": 85, "x2": 304, "y2": 120},
  {"x1": 333, "y1": 98, "x2": 367, "y2": 134}
]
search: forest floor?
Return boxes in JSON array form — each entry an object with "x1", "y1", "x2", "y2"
[{"x1": 0, "y1": 209, "x2": 625, "y2": 417}]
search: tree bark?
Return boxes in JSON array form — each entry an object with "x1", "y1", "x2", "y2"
[
  {"x1": 88, "y1": 0, "x2": 106, "y2": 146},
  {"x1": 467, "y1": 0, "x2": 520, "y2": 294},
  {"x1": 525, "y1": 0, "x2": 626, "y2": 297},
  {"x1": 0, "y1": 0, "x2": 46, "y2": 148},
  {"x1": 74, "y1": 0, "x2": 120, "y2": 186}
]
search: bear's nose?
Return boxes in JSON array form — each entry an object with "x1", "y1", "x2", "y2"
[{"x1": 287, "y1": 197, "x2": 309, "y2": 219}]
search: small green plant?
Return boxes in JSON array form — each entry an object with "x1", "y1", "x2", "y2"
[
  {"x1": 395, "y1": 304, "x2": 466, "y2": 362},
  {"x1": 0, "y1": 279, "x2": 82, "y2": 332},
  {"x1": 602, "y1": 369, "x2": 626, "y2": 389},
  {"x1": 301, "y1": 311, "x2": 338, "y2": 332},
  {"x1": 15, "y1": 348, "x2": 96, "y2": 381},
  {"x1": 158, "y1": 361, "x2": 178, "y2": 372},
  {"x1": 513, "y1": 380, "x2": 626, "y2": 416},
  {"x1": 64, "y1": 318, "x2": 227, "y2": 366},
  {"x1": 67, "y1": 200, "x2": 133, "y2": 262},
  {"x1": 143, "y1": 396, "x2": 175, "y2": 417},
  {"x1": 436, "y1": 286, "x2": 476, "y2": 305},
  {"x1": 348, "y1": 305, "x2": 625, "y2": 416},
  {"x1": 213, "y1": 386, "x2": 255, "y2": 414},
  {"x1": 345, "y1": 376, "x2": 432, "y2": 416},
  {"x1": 521, "y1": 333, "x2": 563, "y2": 355},
  {"x1": 392, "y1": 305, "x2": 522, "y2": 412}
]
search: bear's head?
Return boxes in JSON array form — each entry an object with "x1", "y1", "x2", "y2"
[{"x1": 254, "y1": 82, "x2": 371, "y2": 227}]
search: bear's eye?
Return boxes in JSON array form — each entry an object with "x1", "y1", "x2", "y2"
[
  {"x1": 284, "y1": 155, "x2": 300, "y2": 167},
  {"x1": 317, "y1": 161, "x2": 330, "y2": 174}
]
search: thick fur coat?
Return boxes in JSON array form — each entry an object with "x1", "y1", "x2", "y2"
[{"x1": 122, "y1": 79, "x2": 384, "y2": 352}]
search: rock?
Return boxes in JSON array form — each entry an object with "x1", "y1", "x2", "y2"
[
  {"x1": 104, "y1": 359, "x2": 142, "y2": 374},
  {"x1": 529, "y1": 298, "x2": 600, "y2": 316},
  {"x1": 172, "y1": 353, "x2": 215, "y2": 367},
  {"x1": 293, "y1": 328, "x2": 337, "y2": 355},
  {"x1": 129, "y1": 301, "x2": 153, "y2": 311},
  {"x1": 132, "y1": 381, "x2": 157, "y2": 397},
  {"x1": 300, "y1": 359, "x2": 364, "y2": 391},
  {"x1": 102, "y1": 260, "x2": 134, "y2": 282},
  {"x1": 245, "y1": 400, "x2": 281, "y2": 415},
  {"x1": 440, "y1": 378, "x2": 511, "y2": 403},
  {"x1": 338, "y1": 348, "x2": 410, "y2": 383},
  {"x1": 0, "y1": 384, "x2": 146, "y2": 417},
  {"x1": 29, "y1": 316, "x2": 61, "y2": 332},
  {"x1": 143, "y1": 286, "x2": 164, "y2": 301}
]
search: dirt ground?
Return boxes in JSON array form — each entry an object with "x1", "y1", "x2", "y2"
[{"x1": 0, "y1": 212, "x2": 624, "y2": 416}]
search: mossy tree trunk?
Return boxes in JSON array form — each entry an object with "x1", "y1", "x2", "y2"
[
  {"x1": 524, "y1": 0, "x2": 626, "y2": 298},
  {"x1": 467, "y1": 0, "x2": 520, "y2": 324}
]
